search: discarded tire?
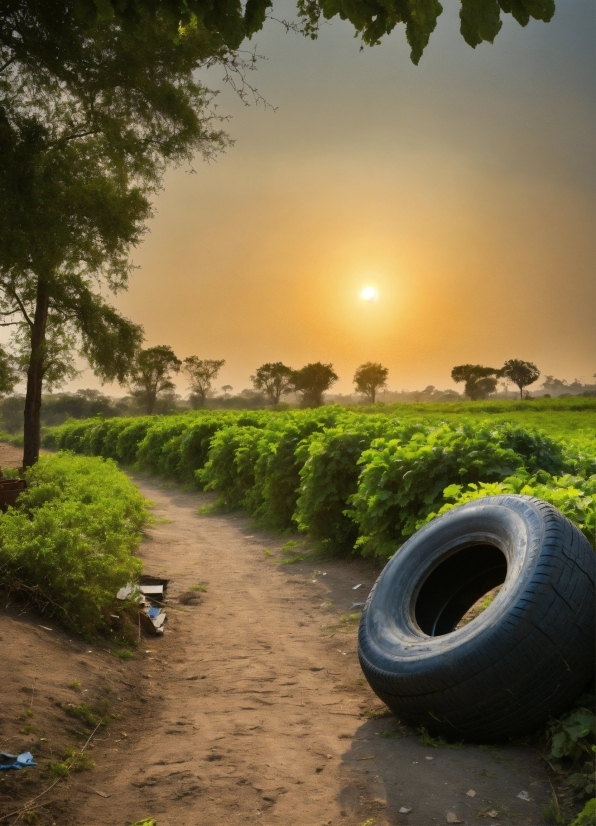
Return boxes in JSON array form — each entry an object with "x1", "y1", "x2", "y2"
[{"x1": 358, "y1": 495, "x2": 595, "y2": 741}]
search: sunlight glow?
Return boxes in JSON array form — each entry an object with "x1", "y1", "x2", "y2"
[{"x1": 360, "y1": 285, "x2": 379, "y2": 302}]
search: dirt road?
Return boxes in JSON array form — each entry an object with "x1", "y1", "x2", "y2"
[{"x1": 68, "y1": 474, "x2": 552, "y2": 826}]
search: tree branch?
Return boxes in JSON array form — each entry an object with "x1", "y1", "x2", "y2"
[{"x1": 11, "y1": 290, "x2": 34, "y2": 327}]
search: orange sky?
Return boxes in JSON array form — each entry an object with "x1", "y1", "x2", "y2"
[{"x1": 64, "y1": 1, "x2": 596, "y2": 395}]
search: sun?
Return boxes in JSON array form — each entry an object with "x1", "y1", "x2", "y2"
[{"x1": 360, "y1": 285, "x2": 379, "y2": 302}]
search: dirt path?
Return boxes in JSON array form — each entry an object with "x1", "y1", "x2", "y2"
[{"x1": 67, "y1": 474, "x2": 553, "y2": 826}]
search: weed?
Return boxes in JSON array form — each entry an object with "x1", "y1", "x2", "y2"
[
  {"x1": 25, "y1": 708, "x2": 33, "y2": 718},
  {"x1": 365, "y1": 708, "x2": 393, "y2": 720},
  {"x1": 113, "y1": 649, "x2": 134, "y2": 660},
  {"x1": 22, "y1": 813, "x2": 38, "y2": 824},
  {"x1": 61, "y1": 703, "x2": 105, "y2": 728},
  {"x1": 417, "y1": 726, "x2": 462, "y2": 749},
  {"x1": 189, "y1": 584, "x2": 208, "y2": 592},
  {"x1": 70, "y1": 680, "x2": 81, "y2": 691},
  {"x1": 21, "y1": 725, "x2": 35, "y2": 734}
]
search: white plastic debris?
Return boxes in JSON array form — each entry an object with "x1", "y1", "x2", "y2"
[
  {"x1": 352, "y1": 583, "x2": 362, "y2": 590},
  {"x1": 466, "y1": 789, "x2": 476, "y2": 797},
  {"x1": 517, "y1": 790, "x2": 531, "y2": 801},
  {"x1": 399, "y1": 807, "x2": 413, "y2": 814}
]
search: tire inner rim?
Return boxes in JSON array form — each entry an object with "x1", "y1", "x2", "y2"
[{"x1": 414, "y1": 543, "x2": 507, "y2": 636}]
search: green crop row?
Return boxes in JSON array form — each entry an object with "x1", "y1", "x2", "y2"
[
  {"x1": 0, "y1": 453, "x2": 147, "y2": 637},
  {"x1": 41, "y1": 408, "x2": 595, "y2": 557}
]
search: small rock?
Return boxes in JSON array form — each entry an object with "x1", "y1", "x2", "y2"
[
  {"x1": 466, "y1": 789, "x2": 476, "y2": 797},
  {"x1": 446, "y1": 813, "x2": 463, "y2": 824},
  {"x1": 517, "y1": 790, "x2": 531, "y2": 801},
  {"x1": 399, "y1": 806, "x2": 413, "y2": 814}
]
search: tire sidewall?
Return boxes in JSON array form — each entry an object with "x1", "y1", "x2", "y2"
[{"x1": 359, "y1": 495, "x2": 546, "y2": 677}]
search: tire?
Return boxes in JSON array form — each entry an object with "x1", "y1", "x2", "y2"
[{"x1": 358, "y1": 495, "x2": 595, "y2": 741}]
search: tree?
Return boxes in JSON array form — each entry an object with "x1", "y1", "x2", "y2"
[
  {"x1": 183, "y1": 357, "x2": 225, "y2": 408},
  {"x1": 292, "y1": 362, "x2": 338, "y2": 407},
  {"x1": 129, "y1": 345, "x2": 181, "y2": 415},
  {"x1": 451, "y1": 364, "x2": 500, "y2": 401},
  {"x1": 221, "y1": 385, "x2": 233, "y2": 398},
  {"x1": 353, "y1": 362, "x2": 389, "y2": 404},
  {"x1": 501, "y1": 359, "x2": 540, "y2": 400},
  {"x1": 251, "y1": 362, "x2": 294, "y2": 406},
  {"x1": 0, "y1": 345, "x2": 18, "y2": 397},
  {"x1": 0, "y1": 3, "x2": 227, "y2": 465}
]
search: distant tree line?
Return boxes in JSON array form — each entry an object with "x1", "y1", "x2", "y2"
[{"x1": 0, "y1": 343, "x2": 593, "y2": 433}]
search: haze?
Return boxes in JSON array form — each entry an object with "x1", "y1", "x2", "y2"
[{"x1": 68, "y1": 0, "x2": 596, "y2": 396}]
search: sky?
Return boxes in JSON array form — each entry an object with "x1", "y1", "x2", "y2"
[{"x1": 68, "y1": 0, "x2": 596, "y2": 396}]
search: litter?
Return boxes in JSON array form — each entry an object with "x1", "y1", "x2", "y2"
[
  {"x1": 425, "y1": 756, "x2": 434, "y2": 760},
  {"x1": 446, "y1": 814, "x2": 463, "y2": 824},
  {"x1": 352, "y1": 583, "x2": 362, "y2": 590},
  {"x1": 399, "y1": 807, "x2": 413, "y2": 814},
  {"x1": 0, "y1": 752, "x2": 37, "y2": 770},
  {"x1": 116, "y1": 575, "x2": 170, "y2": 636},
  {"x1": 466, "y1": 789, "x2": 476, "y2": 797},
  {"x1": 138, "y1": 584, "x2": 163, "y2": 596},
  {"x1": 517, "y1": 791, "x2": 531, "y2": 801},
  {"x1": 352, "y1": 602, "x2": 365, "y2": 608},
  {"x1": 486, "y1": 811, "x2": 498, "y2": 819}
]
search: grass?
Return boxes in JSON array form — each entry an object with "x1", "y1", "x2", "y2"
[{"x1": 61, "y1": 702, "x2": 105, "y2": 728}]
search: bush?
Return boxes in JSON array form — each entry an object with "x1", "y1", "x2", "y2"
[
  {"x1": 426, "y1": 472, "x2": 596, "y2": 548},
  {"x1": 0, "y1": 453, "x2": 147, "y2": 636},
  {"x1": 199, "y1": 425, "x2": 266, "y2": 509},
  {"x1": 294, "y1": 417, "x2": 417, "y2": 553},
  {"x1": 252, "y1": 408, "x2": 347, "y2": 530},
  {"x1": 347, "y1": 422, "x2": 529, "y2": 559}
]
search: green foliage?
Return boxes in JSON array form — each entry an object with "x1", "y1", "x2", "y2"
[
  {"x1": 571, "y1": 798, "x2": 596, "y2": 826},
  {"x1": 347, "y1": 421, "x2": 543, "y2": 559},
  {"x1": 427, "y1": 472, "x2": 596, "y2": 548},
  {"x1": 199, "y1": 425, "x2": 265, "y2": 510},
  {"x1": 0, "y1": 453, "x2": 147, "y2": 636},
  {"x1": 295, "y1": 417, "x2": 414, "y2": 553},
  {"x1": 546, "y1": 707, "x2": 596, "y2": 800}
]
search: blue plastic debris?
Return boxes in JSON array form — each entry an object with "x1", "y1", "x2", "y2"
[
  {"x1": 147, "y1": 606, "x2": 160, "y2": 619},
  {"x1": 0, "y1": 752, "x2": 37, "y2": 770}
]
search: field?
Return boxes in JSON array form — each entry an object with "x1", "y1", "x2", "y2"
[{"x1": 41, "y1": 398, "x2": 596, "y2": 560}]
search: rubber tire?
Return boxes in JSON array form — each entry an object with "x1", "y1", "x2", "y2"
[{"x1": 358, "y1": 495, "x2": 595, "y2": 741}]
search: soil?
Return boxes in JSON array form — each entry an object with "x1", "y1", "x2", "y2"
[{"x1": 0, "y1": 444, "x2": 556, "y2": 826}]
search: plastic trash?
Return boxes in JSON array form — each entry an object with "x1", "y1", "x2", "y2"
[{"x1": 0, "y1": 752, "x2": 37, "y2": 770}]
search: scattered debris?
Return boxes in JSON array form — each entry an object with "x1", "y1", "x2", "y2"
[
  {"x1": 517, "y1": 790, "x2": 531, "y2": 801},
  {"x1": 0, "y1": 752, "x2": 37, "y2": 770},
  {"x1": 399, "y1": 806, "x2": 413, "y2": 814},
  {"x1": 116, "y1": 576, "x2": 170, "y2": 635},
  {"x1": 352, "y1": 602, "x2": 365, "y2": 608},
  {"x1": 446, "y1": 813, "x2": 463, "y2": 824},
  {"x1": 352, "y1": 583, "x2": 362, "y2": 590},
  {"x1": 466, "y1": 789, "x2": 476, "y2": 797},
  {"x1": 39, "y1": 625, "x2": 53, "y2": 631},
  {"x1": 93, "y1": 789, "x2": 111, "y2": 798},
  {"x1": 425, "y1": 756, "x2": 434, "y2": 761},
  {"x1": 486, "y1": 811, "x2": 498, "y2": 819}
]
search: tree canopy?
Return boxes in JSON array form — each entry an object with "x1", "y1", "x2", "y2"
[
  {"x1": 353, "y1": 361, "x2": 388, "y2": 404},
  {"x1": 451, "y1": 364, "x2": 500, "y2": 401},
  {"x1": 251, "y1": 362, "x2": 294, "y2": 406},
  {"x1": 292, "y1": 362, "x2": 338, "y2": 407},
  {"x1": 501, "y1": 359, "x2": 540, "y2": 399},
  {"x1": 129, "y1": 345, "x2": 182, "y2": 414},
  {"x1": 183, "y1": 357, "x2": 226, "y2": 408}
]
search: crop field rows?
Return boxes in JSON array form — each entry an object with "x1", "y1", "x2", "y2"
[{"x1": 42, "y1": 400, "x2": 596, "y2": 559}]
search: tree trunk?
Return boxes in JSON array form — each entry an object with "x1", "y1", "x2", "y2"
[
  {"x1": 371, "y1": 388, "x2": 376, "y2": 404},
  {"x1": 23, "y1": 278, "x2": 49, "y2": 468}
]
